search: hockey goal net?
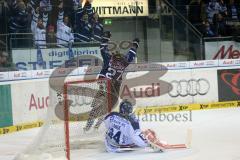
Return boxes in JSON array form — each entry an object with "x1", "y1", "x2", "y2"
[{"x1": 15, "y1": 78, "x2": 112, "y2": 160}]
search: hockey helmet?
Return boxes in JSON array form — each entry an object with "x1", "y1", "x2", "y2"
[{"x1": 119, "y1": 100, "x2": 133, "y2": 116}]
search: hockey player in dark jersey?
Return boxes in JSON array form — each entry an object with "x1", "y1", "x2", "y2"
[
  {"x1": 98, "y1": 31, "x2": 138, "y2": 80},
  {"x1": 83, "y1": 31, "x2": 139, "y2": 131}
]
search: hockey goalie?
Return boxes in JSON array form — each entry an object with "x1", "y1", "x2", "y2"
[
  {"x1": 103, "y1": 100, "x2": 189, "y2": 152},
  {"x1": 104, "y1": 100, "x2": 166, "y2": 152}
]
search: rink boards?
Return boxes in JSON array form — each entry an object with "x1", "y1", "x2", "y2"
[
  {"x1": 0, "y1": 100, "x2": 239, "y2": 135},
  {"x1": 0, "y1": 59, "x2": 239, "y2": 135}
]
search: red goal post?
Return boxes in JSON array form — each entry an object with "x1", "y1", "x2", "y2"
[{"x1": 63, "y1": 78, "x2": 112, "y2": 160}]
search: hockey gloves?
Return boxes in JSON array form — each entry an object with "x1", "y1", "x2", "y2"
[{"x1": 132, "y1": 38, "x2": 140, "y2": 49}]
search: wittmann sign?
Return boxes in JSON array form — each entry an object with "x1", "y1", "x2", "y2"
[
  {"x1": 205, "y1": 41, "x2": 240, "y2": 60},
  {"x1": 217, "y1": 69, "x2": 240, "y2": 102},
  {"x1": 91, "y1": 0, "x2": 149, "y2": 17}
]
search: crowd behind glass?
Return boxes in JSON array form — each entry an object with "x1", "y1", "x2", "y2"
[{"x1": 1, "y1": 0, "x2": 240, "y2": 71}]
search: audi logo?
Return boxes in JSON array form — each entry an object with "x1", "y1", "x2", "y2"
[{"x1": 168, "y1": 79, "x2": 210, "y2": 97}]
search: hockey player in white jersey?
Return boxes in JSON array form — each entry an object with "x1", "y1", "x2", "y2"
[{"x1": 104, "y1": 100, "x2": 164, "y2": 152}]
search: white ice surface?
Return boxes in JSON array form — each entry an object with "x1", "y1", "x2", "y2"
[{"x1": 1, "y1": 108, "x2": 240, "y2": 160}]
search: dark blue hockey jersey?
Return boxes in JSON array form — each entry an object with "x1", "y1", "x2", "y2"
[
  {"x1": 74, "y1": 5, "x2": 92, "y2": 42},
  {"x1": 85, "y1": 3, "x2": 104, "y2": 43},
  {"x1": 99, "y1": 44, "x2": 136, "y2": 81},
  {"x1": 8, "y1": 3, "x2": 28, "y2": 33}
]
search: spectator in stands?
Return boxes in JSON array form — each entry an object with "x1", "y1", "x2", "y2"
[
  {"x1": 218, "y1": 0, "x2": 227, "y2": 17},
  {"x1": 78, "y1": 0, "x2": 103, "y2": 43},
  {"x1": 206, "y1": 0, "x2": 225, "y2": 23},
  {"x1": 56, "y1": 2, "x2": 74, "y2": 47},
  {"x1": 28, "y1": 0, "x2": 52, "y2": 12},
  {"x1": 73, "y1": 0, "x2": 80, "y2": 10},
  {"x1": 202, "y1": 19, "x2": 216, "y2": 37},
  {"x1": 8, "y1": 0, "x2": 29, "y2": 33},
  {"x1": 90, "y1": 12, "x2": 104, "y2": 43},
  {"x1": 212, "y1": 13, "x2": 228, "y2": 36},
  {"x1": 0, "y1": 51, "x2": 17, "y2": 72},
  {"x1": 74, "y1": 4, "x2": 92, "y2": 42},
  {"x1": 85, "y1": 1, "x2": 104, "y2": 43},
  {"x1": 227, "y1": 0, "x2": 240, "y2": 21},
  {"x1": 31, "y1": 7, "x2": 48, "y2": 48},
  {"x1": 39, "y1": 0, "x2": 52, "y2": 12}
]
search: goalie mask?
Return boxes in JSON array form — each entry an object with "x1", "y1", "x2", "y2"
[{"x1": 119, "y1": 100, "x2": 133, "y2": 116}]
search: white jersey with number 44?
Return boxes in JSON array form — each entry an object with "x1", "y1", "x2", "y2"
[{"x1": 104, "y1": 112, "x2": 148, "y2": 152}]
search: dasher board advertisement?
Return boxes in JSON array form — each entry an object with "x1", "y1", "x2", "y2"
[
  {"x1": 205, "y1": 40, "x2": 240, "y2": 60},
  {"x1": 12, "y1": 47, "x2": 101, "y2": 71},
  {"x1": 217, "y1": 69, "x2": 240, "y2": 102}
]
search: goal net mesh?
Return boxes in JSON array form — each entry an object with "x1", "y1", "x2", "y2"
[{"x1": 15, "y1": 78, "x2": 111, "y2": 160}]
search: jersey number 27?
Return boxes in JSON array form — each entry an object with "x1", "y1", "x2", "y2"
[{"x1": 106, "y1": 67, "x2": 124, "y2": 80}]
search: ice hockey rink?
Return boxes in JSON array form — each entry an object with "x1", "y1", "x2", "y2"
[{"x1": 1, "y1": 107, "x2": 240, "y2": 160}]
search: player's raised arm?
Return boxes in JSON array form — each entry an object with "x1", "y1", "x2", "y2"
[
  {"x1": 98, "y1": 31, "x2": 112, "y2": 78},
  {"x1": 125, "y1": 38, "x2": 140, "y2": 63}
]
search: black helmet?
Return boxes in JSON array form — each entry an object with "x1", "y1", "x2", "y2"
[{"x1": 119, "y1": 100, "x2": 133, "y2": 116}]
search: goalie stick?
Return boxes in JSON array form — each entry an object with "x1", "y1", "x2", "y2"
[
  {"x1": 113, "y1": 129, "x2": 191, "y2": 153},
  {"x1": 143, "y1": 128, "x2": 192, "y2": 152},
  {"x1": 116, "y1": 142, "x2": 187, "y2": 153},
  {"x1": 150, "y1": 140, "x2": 187, "y2": 150}
]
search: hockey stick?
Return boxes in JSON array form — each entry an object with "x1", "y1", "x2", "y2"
[
  {"x1": 154, "y1": 141, "x2": 187, "y2": 150},
  {"x1": 117, "y1": 144, "x2": 186, "y2": 153},
  {"x1": 110, "y1": 129, "x2": 192, "y2": 153},
  {"x1": 115, "y1": 138, "x2": 188, "y2": 152},
  {"x1": 145, "y1": 128, "x2": 192, "y2": 151},
  {"x1": 156, "y1": 128, "x2": 192, "y2": 150}
]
